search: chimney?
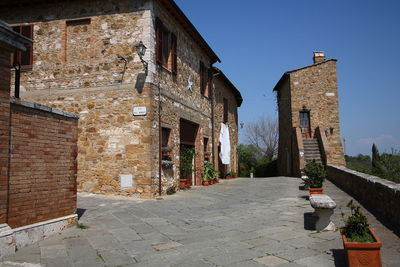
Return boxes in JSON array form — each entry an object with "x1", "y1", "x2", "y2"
[{"x1": 313, "y1": 51, "x2": 325, "y2": 64}]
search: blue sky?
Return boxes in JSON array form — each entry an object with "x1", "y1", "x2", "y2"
[{"x1": 175, "y1": 0, "x2": 400, "y2": 156}]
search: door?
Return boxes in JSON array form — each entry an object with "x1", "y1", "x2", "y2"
[{"x1": 299, "y1": 111, "x2": 311, "y2": 138}]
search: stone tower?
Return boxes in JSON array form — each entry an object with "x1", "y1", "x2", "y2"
[{"x1": 273, "y1": 52, "x2": 345, "y2": 177}]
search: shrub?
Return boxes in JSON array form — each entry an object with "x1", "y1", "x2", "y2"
[
  {"x1": 203, "y1": 161, "x2": 217, "y2": 181},
  {"x1": 303, "y1": 160, "x2": 326, "y2": 188},
  {"x1": 342, "y1": 200, "x2": 374, "y2": 243}
]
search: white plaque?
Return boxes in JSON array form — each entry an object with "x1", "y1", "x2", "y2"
[
  {"x1": 133, "y1": 106, "x2": 147, "y2": 116},
  {"x1": 325, "y1": 92, "x2": 335, "y2": 96},
  {"x1": 120, "y1": 174, "x2": 133, "y2": 188}
]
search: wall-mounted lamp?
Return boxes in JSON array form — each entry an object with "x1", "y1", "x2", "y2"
[{"x1": 135, "y1": 41, "x2": 148, "y2": 73}]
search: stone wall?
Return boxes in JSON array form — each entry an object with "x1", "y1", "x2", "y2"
[
  {"x1": 0, "y1": 0, "x2": 152, "y2": 92},
  {"x1": 276, "y1": 77, "x2": 292, "y2": 176},
  {"x1": 327, "y1": 165, "x2": 400, "y2": 230},
  {"x1": 289, "y1": 60, "x2": 345, "y2": 166},
  {"x1": 8, "y1": 100, "x2": 78, "y2": 228},
  {"x1": 213, "y1": 76, "x2": 239, "y2": 176}
]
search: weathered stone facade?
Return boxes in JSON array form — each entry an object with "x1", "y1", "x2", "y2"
[
  {"x1": 213, "y1": 68, "x2": 241, "y2": 177},
  {"x1": 0, "y1": 0, "x2": 242, "y2": 197},
  {"x1": 274, "y1": 52, "x2": 345, "y2": 176}
]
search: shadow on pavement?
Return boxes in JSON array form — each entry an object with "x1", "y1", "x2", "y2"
[
  {"x1": 331, "y1": 249, "x2": 346, "y2": 267},
  {"x1": 304, "y1": 212, "x2": 316, "y2": 231}
]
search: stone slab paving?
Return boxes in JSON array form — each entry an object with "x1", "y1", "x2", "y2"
[{"x1": 1, "y1": 177, "x2": 399, "y2": 267}]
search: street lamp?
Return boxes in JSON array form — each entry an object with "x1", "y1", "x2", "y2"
[{"x1": 135, "y1": 41, "x2": 148, "y2": 73}]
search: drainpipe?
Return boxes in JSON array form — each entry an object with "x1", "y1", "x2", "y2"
[
  {"x1": 157, "y1": 66, "x2": 162, "y2": 197},
  {"x1": 212, "y1": 69, "x2": 221, "y2": 169},
  {"x1": 211, "y1": 78, "x2": 216, "y2": 168},
  {"x1": 13, "y1": 63, "x2": 21, "y2": 98}
]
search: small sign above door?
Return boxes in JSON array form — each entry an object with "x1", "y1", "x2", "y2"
[{"x1": 132, "y1": 106, "x2": 147, "y2": 116}]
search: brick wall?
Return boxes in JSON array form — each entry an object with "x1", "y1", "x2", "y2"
[
  {"x1": 327, "y1": 165, "x2": 400, "y2": 230},
  {"x1": 7, "y1": 102, "x2": 78, "y2": 228},
  {"x1": 0, "y1": 49, "x2": 11, "y2": 224}
]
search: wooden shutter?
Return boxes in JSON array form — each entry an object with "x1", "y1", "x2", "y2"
[
  {"x1": 171, "y1": 33, "x2": 177, "y2": 75},
  {"x1": 200, "y1": 61, "x2": 205, "y2": 95},
  {"x1": 12, "y1": 25, "x2": 34, "y2": 68},
  {"x1": 155, "y1": 18, "x2": 163, "y2": 64},
  {"x1": 207, "y1": 67, "x2": 213, "y2": 98}
]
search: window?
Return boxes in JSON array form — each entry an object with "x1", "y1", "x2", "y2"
[
  {"x1": 204, "y1": 137, "x2": 210, "y2": 161},
  {"x1": 200, "y1": 61, "x2": 211, "y2": 97},
  {"x1": 156, "y1": 18, "x2": 177, "y2": 74},
  {"x1": 12, "y1": 25, "x2": 34, "y2": 69},
  {"x1": 162, "y1": 127, "x2": 171, "y2": 147},
  {"x1": 223, "y1": 98, "x2": 228, "y2": 123}
]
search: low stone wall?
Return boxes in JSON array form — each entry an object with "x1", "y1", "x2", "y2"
[{"x1": 327, "y1": 165, "x2": 400, "y2": 229}]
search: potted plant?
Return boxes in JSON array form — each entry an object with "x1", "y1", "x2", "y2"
[
  {"x1": 180, "y1": 147, "x2": 195, "y2": 188},
  {"x1": 303, "y1": 159, "x2": 326, "y2": 194},
  {"x1": 203, "y1": 161, "x2": 217, "y2": 186},
  {"x1": 341, "y1": 200, "x2": 382, "y2": 267}
]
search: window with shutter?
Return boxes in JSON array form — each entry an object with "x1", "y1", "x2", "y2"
[
  {"x1": 155, "y1": 18, "x2": 177, "y2": 74},
  {"x1": 223, "y1": 98, "x2": 229, "y2": 123},
  {"x1": 12, "y1": 25, "x2": 33, "y2": 70},
  {"x1": 171, "y1": 33, "x2": 177, "y2": 75}
]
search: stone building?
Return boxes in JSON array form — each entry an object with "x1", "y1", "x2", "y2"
[
  {"x1": 0, "y1": 0, "x2": 242, "y2": 197},
  {"x1": 273, "y1": 52, "x2": 345, "y2": 177}
]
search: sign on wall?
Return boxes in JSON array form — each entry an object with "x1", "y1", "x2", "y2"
[{"x1": 132, "y1": 106, "x2": 147, "y2": 116}]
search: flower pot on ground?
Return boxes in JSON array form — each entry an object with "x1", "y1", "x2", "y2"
[
  {"x1": 309, "y1": 187, "x2": 323, "y2": 194},
  {"x1": 202, "y1": 180, "x2": 209, "y2": 186},
  {"x1": 180, "y1": 147, "x2": 195, "y2": 189},
  {"x1": 341, "y1": 200, "x2": 382, "y2": 267},
  {"x1": 303, "y1": 160, "x2": 327, "y2": 194},
  {"x1": 228, "y1": 171, "x2": 237, "y2": 179},
  {"x1": 179, "y1": 179, "x2": 190, "y2": 189},
  {"x1": 203, "y1": 161, "x2": 217, "y2": 187}
]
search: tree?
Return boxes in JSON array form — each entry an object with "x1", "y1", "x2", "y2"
[
  {"x1": 244, "y1": 116, "x2": 278, "y2": 161},
  {"x1": 372, "y1": 143, "x2": 380, "y2": 168}
]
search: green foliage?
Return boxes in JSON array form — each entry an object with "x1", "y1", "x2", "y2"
[
  {"x1": 303, "y1": 160, "x2": 327, "y2": 188},
  {"x1": 238, "y1": 144, "x2": 278, "y2": 177},
  {"x1": 372, "y1": 143, "x2": 380, "y2": 168},
  {"x1": 345, "y1": 154, "x2": 373, "y2": 174},
  {"x1": 228, "y1": 170, "x2": 236, "y2": 177},
  {"x1": 77, "y1": 223, "x2": 89, "y2": 230},
  {"x1": 180, "y1": 147, "x2": 195, "y2": 177},
  {"x1": 342, "y1": 200, "x2": 375, "y2": 243},
  {"x1": 203, "y1": 161, "x2": 218, "y2": 181},
  {"x1": 345, "y1": 146, "x2": 400, "y2": 184},
  {"x1": 372, "y1": 148, "x2": 400, "y2": 183}
]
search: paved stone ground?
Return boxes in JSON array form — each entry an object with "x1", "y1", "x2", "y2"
[{"x1": 1, "y1": 177, "x2": 399, "y2": 267}]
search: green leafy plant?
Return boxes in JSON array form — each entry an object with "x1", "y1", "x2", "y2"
[
  {"x1": 228, "y1": 170, "x2": 236, "y2": 176},
  {"x1": 180, "y1": 147, "x2": 195, "y2": 177},
  {"x1": 303, "y1": 160, "x2": 327, "y2": 188},
  {"x1": 342, "y1": 200, "x2": 375, "y2": 243},
  {"x1": 203, "y1": 161, "x2": 217, "y2": 181},
  {"x1": 77, "y1": 223, "x2": 89, "y2": 230}
]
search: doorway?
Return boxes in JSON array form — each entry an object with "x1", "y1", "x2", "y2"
[
  {"x1": 299, "y1": 111, "x2": 311, "y2": 138},
  {"x1": 180, "y1": 119, "x2": 199, "y2": 186}
]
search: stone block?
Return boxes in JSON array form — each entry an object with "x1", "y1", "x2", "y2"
[{"x1": 0, "y1": 224, "x2": 15, "y2": 257}]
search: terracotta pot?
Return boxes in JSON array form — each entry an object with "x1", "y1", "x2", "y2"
[
  {"x1": 215, "y1": 178, "x2": 219, "y2": 183},
  {"x1": 202, "y1": 180, "x2": 209, "y2": 186},
  {"x1": 309, "y1": 187, "x2": 323, "y2": 194},
  {"x1": 341, "y1": 227, "x2": 382, "y2": 267},
  {"x1": 210, "y1": 180, "x2": 215, "y2": 185},
  {"x1": 226, "y1": 175, "x2": 231, "y2": 179},
  {"x1": 179, "y1": 179, "x2": 190, "y2": 189},
  {"x1": 233, "y1": 174, "x2": 238, "y2": 178}
]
